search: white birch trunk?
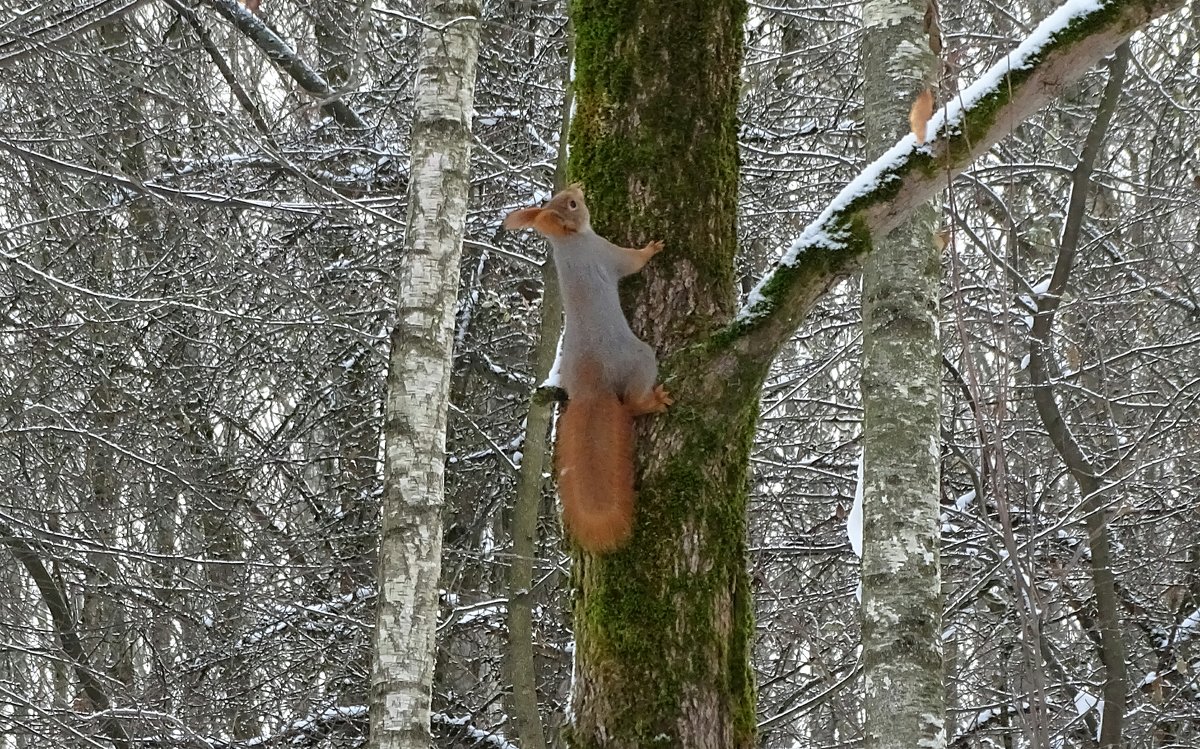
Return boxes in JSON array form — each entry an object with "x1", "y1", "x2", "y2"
[
  {"x1": 859, "y1": 1, "x2": 944, "y2": 748},
  {"x1": 369, "y1": 3, "x2": 480, "y2": 748}
]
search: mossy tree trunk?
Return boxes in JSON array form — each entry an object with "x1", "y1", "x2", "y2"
[
  {"x1": 564, "y1": 0, "x2": 1183, "y2": 746},
  {"x1": 567, "y1": 0, "x2": 756, "y2": 746}
]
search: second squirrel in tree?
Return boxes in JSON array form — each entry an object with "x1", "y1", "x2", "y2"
[{"x1": 504, "y1": 184, "x2": 672, "y2": 552}]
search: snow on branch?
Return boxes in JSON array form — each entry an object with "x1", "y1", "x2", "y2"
[{"x1": 726, "y1": 0, "x2": 1184, "y2": 361}]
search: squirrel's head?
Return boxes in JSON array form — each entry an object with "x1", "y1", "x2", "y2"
[{"x1": 503, "y1": 183, "x2": 590, "y2": 239}]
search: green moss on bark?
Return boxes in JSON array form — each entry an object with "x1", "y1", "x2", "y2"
[
  {"x1": 571, "y1": 382, "x2": 759, "y2": 747},
  {"x1": 569, "y1": 0, "x2": 745, "y2": 326},
  {"x1": 946, "y1": 0, "x2": 1136, "y2": 157},
  {"x1": 565, "y1": 0, "x2": 758, "y2": 744},
  {"x1": 708, "y1": 0, "x2": 1165, "y2": 369}
]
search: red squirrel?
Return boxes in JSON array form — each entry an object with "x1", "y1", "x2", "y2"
[{"x1": 504, "y1": 184, "x2": 672, "y2": 552}]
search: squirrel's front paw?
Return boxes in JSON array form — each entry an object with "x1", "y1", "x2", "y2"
[{"x1": 644, "y1": 240, "x2": 665, "y2": 256}]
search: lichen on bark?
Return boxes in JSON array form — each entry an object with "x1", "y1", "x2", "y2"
[{"x1": 859, "y1": 0, "x2": 944, "y2": 746}]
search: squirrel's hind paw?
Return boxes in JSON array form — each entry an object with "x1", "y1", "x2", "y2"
[
  {"x1": 639, "y1": 385, "x2": 674, "y2": 414},
  {"x1": 652, "y1": 385, "x2": 674, "y2": 411},
  {"x1": 625, "y1": 384, "x2": 673, "y2": 415}
]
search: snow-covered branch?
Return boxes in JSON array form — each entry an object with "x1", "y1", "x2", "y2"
[{"x1": 725, "y1": 0, "x2": 1184, "y2": 363}]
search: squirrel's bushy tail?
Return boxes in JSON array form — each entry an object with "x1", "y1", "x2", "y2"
[{"x1": 556, "y1": 394, "x2": 635, "y2": 552}]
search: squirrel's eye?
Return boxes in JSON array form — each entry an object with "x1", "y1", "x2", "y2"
[{"x1": 568, "y1": 199, "x2": 578, "y2": 210}]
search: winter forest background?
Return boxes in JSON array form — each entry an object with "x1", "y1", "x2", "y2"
[{"x1": 1, "y1": 0, "x2": 1199, "y2": 747}]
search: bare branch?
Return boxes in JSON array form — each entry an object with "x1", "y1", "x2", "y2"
[
  {"x1": 1026, "y1": 43, "x2": 1131, "y2": 749},
  {"x1": 0, "y1": 520, "x2": 129, "y2": 749},
  {"x1": 0, "y1": 136, "x2": 403, "y2": 215},
  {"x1": 196, "y1": 0, "x2": 369, "y2": 131},
  {"x1": 0, "y1": 0, "x2": 153, "y2": 68},
  {"x1": 163, "y1": 0, "x2": 274, "y2": 137}
]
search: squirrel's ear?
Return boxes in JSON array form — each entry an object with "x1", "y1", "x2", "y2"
[
  {"x1": 503, "y1": 206, "x2": 542, "y2": 230},
  {"x1": 567, "y1": 181, "x2": 585, "y2": 194}
]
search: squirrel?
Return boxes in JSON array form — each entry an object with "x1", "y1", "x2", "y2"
[{"x1": 504, "y1": 184, "x2": 672, "y2": 552}]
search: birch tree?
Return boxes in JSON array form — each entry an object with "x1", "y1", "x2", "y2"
[
  {"x1": 368, "y1": 1, "x2": 481, "y2": 747},
  {"x1": 859, "y1": 0, "x2": 943, "y2": 747},
  {"x1": 1, "y1": 0, "x2": 407, "y2": 743}
]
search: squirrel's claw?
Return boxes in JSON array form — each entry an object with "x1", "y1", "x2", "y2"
[
  {"x1": 625, "y1": 384, "x2": 673, "y2": 415},
  {"x1": 653, "y1": 385, "x2": 674, "y2": 410}
]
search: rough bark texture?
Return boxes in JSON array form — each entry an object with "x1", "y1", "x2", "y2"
[
  {"x1": 369, "y1": 2, "x2": 480, "y2": 748},
  {"x1": 859, "y1": 1, "x2": 944, "y2": 748},
  {"x1": 570, "y1": 0, "x2": 742, "y2": 344},
  {"x1": 567, "y1": 0, "x2": 757, "y2": 747}
]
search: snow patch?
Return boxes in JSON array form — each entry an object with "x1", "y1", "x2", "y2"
[
  {"x1": 848, "y1": 452, "x2": 864, "y2": 558},
  {"x1": 1074, "y1": 690, "x2": 1101, "y2": 717},
  {"x1": 542, "y1": 333, "x2": 564, "y2": 388},
  {"x1": 932, "y1": 0, "x2": 1105, "y2": 135}
]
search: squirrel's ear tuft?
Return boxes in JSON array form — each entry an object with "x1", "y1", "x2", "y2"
[
  {"x1": 567, "y1": 181, "x2": 585, "y2": 195},
  {"x1": 503, "y1": 207, "x2": 541, "y2": 230}
]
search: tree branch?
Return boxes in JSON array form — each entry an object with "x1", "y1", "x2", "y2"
[
  {"x1": 1025, "y1": 42, "x2": 1131, "y2": 749},
  {"x1": 163, "y1": 0, "x2": 274, "y2": 137},
  {"x1": 721, "y1": 0, "x2": 1183, "y2": 368},
  {"x1": 0, "y1": 136, "x2": 328, "y2": 213},
  {"x1": 0, "y1": 0, "x2": 153, "y2": 68},
  {"x1": 196, "y1": 0, "x2": 369, "y2": 132},
  {"x1": 0, "y1": 520, "x2": 129, "y2": 749}
]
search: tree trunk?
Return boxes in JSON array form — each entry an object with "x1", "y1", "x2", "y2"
[
  {"x1": 368, "y1": 1, "x2": 480, "y2": 747},
  {"x1": 505, "y1": 32, "x2": 576, "y2": 749},
  {"x1": 506, "y1": 280, "x2": 558, "y2": 749},
  {"x1": 567, "y1": 1, "x2": 756, "y2": 746},
  {"x1": 859, "y1": 1, "x2": 944, "y2": 748}
]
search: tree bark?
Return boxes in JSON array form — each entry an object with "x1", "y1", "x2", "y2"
[
  {"x1": 368, "y1": 2, "x2": 480, "y2": 747},
  {"x1": 859, "y1": 1, "x2": 944, "y2": 748},
  {"x1": 566, "y1": 0, "x2": 753, "y2": 746}
]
